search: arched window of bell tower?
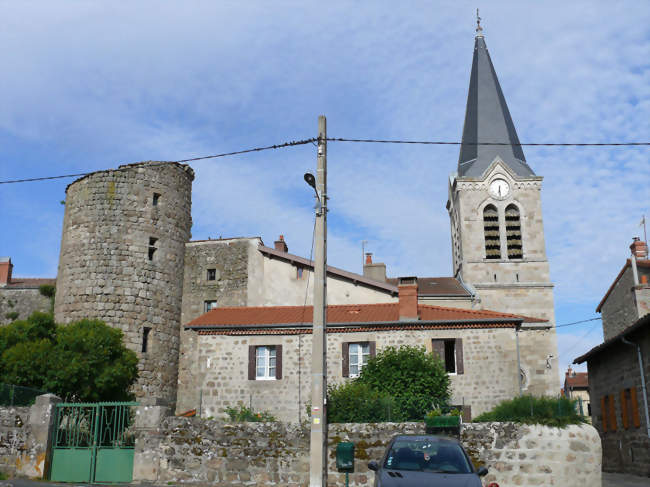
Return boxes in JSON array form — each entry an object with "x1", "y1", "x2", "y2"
[
  {"x1": 505, "y1": 204, "x2": 523, "y2": 259},
  {"x1": 483, "y1": 204, "x2": 501, "y2": 259}
]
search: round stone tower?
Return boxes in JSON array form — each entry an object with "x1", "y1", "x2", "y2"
[{"x1": 54, "y1": 162, "x2": 194, "y2": 405}]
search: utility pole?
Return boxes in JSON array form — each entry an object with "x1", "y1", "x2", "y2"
[{"x1": 309, "y1": 115, "x2": 328, "y2": 487}]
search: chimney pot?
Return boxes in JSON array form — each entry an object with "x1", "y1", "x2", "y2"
[
  {"x1": 274, "y1": 235, "x2": 288, "y2": 253},
  {"x1": 365, "y1": 253, "x2": 372, "y2": 264}
]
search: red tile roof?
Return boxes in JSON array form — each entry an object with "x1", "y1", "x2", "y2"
[
  {"x1": 596, "y1": 259, "x2": 650, "y2": 312},
  {"x1": 187, "y1": 302, "x2": 546, "y2": 334},
  {"x1": 4, "y1": 278, "x2": 56, "y2": 289},
  {"x1": 564, "y1": 372, "x2": 589, "y2": 389}
]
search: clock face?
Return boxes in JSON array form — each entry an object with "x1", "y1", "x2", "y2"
[{"x1": 489, "y1": 179, "x2": 510, "y2": 198}]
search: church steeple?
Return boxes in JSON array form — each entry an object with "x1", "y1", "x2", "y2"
[{"x1": 458, "y1": 23, "x2": 535, "y2": 178}]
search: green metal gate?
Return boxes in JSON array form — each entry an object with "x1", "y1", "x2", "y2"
[{"x1": 50, "y1": 402, "x2": 138, "y2": 483}]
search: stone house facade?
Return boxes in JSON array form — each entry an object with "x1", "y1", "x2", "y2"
[
  {"x1": 0, "y1": 258, "x2": 55, "y2": 326},
  {"x1": 185, "y1": 280, "x2": 544, "y2": 421}
]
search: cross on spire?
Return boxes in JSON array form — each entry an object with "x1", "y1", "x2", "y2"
[{"x1": 476, "y1": 8, "x2": 483, "y2": 37}]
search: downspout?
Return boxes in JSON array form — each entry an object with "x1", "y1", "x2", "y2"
[
  {"x1": 516, "y1": 325, "x2": 523, "y2": 396},
  {"x1": 630, "y1": 254, "x2": 640, "y2": 285},
  {"x1": 621, "y1": 336, "x2": 650, "y2": 438},
  {"x1": 457, "y1": 271, "x2": 479, "y2": 305}
]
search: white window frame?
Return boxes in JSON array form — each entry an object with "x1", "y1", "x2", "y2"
[
  {"x1": 348, "y1": 342, "x2": 370, "y2": 378},
  {"x1": 204, "y1": 300, "x2": 217, "y2": 312},
  {"x1": 256, "y1": 346, "x2": 277, "y2": 380}
]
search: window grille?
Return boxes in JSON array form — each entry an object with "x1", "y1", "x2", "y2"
[
  {"x1": 505, "y1": 204, "x2": 523, "y2": 259},
  {"x1": 483, "y1": 205, "x2": 500, "y2": 259}
]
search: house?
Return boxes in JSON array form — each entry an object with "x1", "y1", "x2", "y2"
[
  {"x1": 574, "y1": 238, "x2": 650, "y2": 475},
  {"x1": 0, "y1": 257, "x2": 56, "y2": 325},
  {"x1": 563, "y1": 366, "x2": 590, "y2": 416},
  {"x1": 185, "y1": 278, "x2": 545, "y2": 421}
]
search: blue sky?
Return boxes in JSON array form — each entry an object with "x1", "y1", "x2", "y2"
[{"x1": 1, "y1": 2, "x2": 649, "y2": 379}]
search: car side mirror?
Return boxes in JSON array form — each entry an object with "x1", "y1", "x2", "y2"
[
  {"x1": 368, "y1": 461, "x2": 379, "y2": 471},
  {"x1": 477, "y1": 466, "x2": 488, "y2": 476}
]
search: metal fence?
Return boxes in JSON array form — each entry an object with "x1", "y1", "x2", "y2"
[{"x1": 0, "y1": 383, "x2": 49, "y2": 406}]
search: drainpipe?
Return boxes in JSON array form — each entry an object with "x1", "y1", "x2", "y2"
[
  {"x1": 516, "y1": 325, "x2": 523, "y2": 396},
  {"x1": 630, "y1": 254, "x2": 639, "y2": 286},
  {"x1": 621, "y1": 336, "x2": 650, "y2": 438}
]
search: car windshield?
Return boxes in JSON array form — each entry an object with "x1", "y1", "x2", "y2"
[{"x1": 383, "y1": 438, "x2": 472, "y2": 474}]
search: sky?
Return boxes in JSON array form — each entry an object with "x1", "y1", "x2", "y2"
[{"x1": 1, "y1": 1, "x2": 649, "y2": 380}]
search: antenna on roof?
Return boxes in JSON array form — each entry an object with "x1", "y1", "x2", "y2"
[{"x1": 475, "y1": 8, "x2": 484, "y2": 37}]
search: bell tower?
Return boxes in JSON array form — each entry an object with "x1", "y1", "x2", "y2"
[{"x1": 447, "y1": 18, "x2": 559, "y2": 396}]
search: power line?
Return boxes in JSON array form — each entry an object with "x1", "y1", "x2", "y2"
[
  {"x1": 327, "y1": 137, "x2": 650, "y2": 147},
  {"x1": 559, "y1": 320, "x2": 601, "y2": 357},
  {"x1": 555, "y1": 317, "x2": 602, "y2": 328},
  {"x1": 0, "y1": 138, "x2": 317, "y2": 185}
]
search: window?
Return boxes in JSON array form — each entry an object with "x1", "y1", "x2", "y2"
[
  {"x1": 483, "y1": 205, "x2": 500, "y2": 259},
  {"x1": 152, "y1": 193, "x2": 160, "y2": 206},
  {"x1": 296, "y1": 266, "x2": 305, "y2": 279},
  {"x1": 142, "y1": 327, "x2": 151, "y2": 353},
  {"x1": 432, "y1": 338, "x2": 464, "y2": 375},
  {"x1": 148, "y1": 237, "x2": 158, "y2": 261},
  {"x1": 248, "y1": 345, "x2": 282, "y2": 380},
  {"x1": 204, "y1": 300, "x2": 217, "y2": 312},
  {"x1": 505, "y1": 204, "x2": 523, "y2": 259},
  {"x1": 207, "y1": 268, "x2": 216, "y2": 281},
  {"x1": 342, "y1": 341, "x2": 376, "y2": 377}
]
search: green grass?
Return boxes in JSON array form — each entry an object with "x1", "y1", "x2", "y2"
[
  {"x1": 473, "y1": 395, "x2": 588, "y2": 427},
  {"x1": 0, "y1": 471, "x2": 9, "y2": 480}
]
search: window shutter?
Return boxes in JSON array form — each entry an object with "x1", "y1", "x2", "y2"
[
  {"x1": 600, "y1": 396, "x2": 608, "y2": 432},
  {"x1": 369, "y1": 341, "x2": 376, "y2": 358},
  {"x1": 630, "y1": 387, "x2": 641, "y2": 428},
  {"x1": 275, "y1": 345, "x2": 283, "y2": 380},
  {"x1": 342, "y1": 342, "x2": 349, "y2": 377},
  {"x1": 455, "y1": 338, "x2": 464, "y2": 375},
  {"x1": 432, "y1": 340, "x2": 445, "y2": 361},
  {"x1": 248, "y1": 346, "x2": 256, "y2": 380},
  {"x1": 620, "y1": 390, "x2": 629, "y2": 429},
  {"x1": 608, "y1": 395, "x2": 617, "y2": 431}
]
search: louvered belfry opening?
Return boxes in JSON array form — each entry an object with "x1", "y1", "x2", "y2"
[
  {"x1": 506, "y1": 204, "x2": 523, "y2": 259},
  {"x1": 483, "y1": 204, "x2": 501, "y2": 259}
]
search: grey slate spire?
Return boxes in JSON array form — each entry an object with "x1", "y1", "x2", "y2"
[{"x1": 458, "y1": 31, "x2": 535, "y2": 178}]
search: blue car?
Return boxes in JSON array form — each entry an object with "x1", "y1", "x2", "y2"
[{"x1": 368, "y1": 434, "x2": 491, "y2": 487}]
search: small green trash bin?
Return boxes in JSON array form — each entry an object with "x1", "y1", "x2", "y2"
[{"x1": 336, "y1": 442, "x2": 355, "y2": 473}]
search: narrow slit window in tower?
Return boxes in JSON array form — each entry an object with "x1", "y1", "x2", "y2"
[
  {"x1": 142, "y1": 327, "x2": 151, "y2": 353},
  {"x1": 505, "y1": 204, "x2": 523, "y2": 259},
  {"x1": 148, "y1": 237, "x2": 158, "y2": 261},
  {"x1": 153, "y1": 193, "x2": 161, "y2": 206},
  {"x1": 483, "y1": 205, "x2": 501, "y2": 259}
]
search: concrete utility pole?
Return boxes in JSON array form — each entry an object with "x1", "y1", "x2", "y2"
[{"x1": 309, "y1": 115, "x2": 328, "y2": 487}]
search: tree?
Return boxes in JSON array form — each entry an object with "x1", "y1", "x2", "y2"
[
  {"x1": 357, "y1": 345, "x2": 451, "y2": 421},
  {"x1": 0, "y1": 312, "x2": 138, "y2": 402}
]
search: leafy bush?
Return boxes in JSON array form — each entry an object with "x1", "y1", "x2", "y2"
[
  {"x1": 357, "y1": 345, "x2": 450, "y2": 421},
  {"x1": 473, "y1": 395, "x2": 587, "y2": 427},
  {"x1": 327, "y1": 382, "x2": 396, "y2": 423},
  {"x1": 0, "y1": 312, "x2": 138, "y2": 402},
  {"x1": 4, "y1": 312, "x2": 18, "y2": 321},
  {"x1": 225, "y1": 404, "x2": 276, "y2": 422}
]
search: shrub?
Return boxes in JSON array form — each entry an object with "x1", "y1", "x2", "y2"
[
  {"x1": 4, "y1": 312, "x2": 18, "y2": 321},
  {"x1": 473, "y1": 395, "x2": 587, "y2": 427},
  {"x1": 224, "y1": 404, "x2": 276, "y2": 422},
  {"x1": 357, "y1": 345, "x2": 450, "y2": 421},
  {"x1": 327, "y1": 382, "x2": 396, "y2": 423}
]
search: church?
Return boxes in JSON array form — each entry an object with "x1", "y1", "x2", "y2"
[{"x1": 51, "y1": 27, "x2": 559, "y2": 421}]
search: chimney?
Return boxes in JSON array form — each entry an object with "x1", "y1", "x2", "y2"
[
  {"x1": 0, "y1": 257, "x2": 13, "y2": 287},
  {"x1": 363, "y1": 253, "x2": 387, "y2": 282},
  {"x1": 398, "y1": 277, "x2": 418, "y2": 321},
  {"x1": 631, "y1": 237, "x2": 648, "y2": 260},
  {"x1": 274, "y1": 235, "x2": 288, "y2": 253}
]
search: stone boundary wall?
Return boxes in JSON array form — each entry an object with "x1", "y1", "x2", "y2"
[
  {"x1": 0, "y1": 394, "x2": 60, "y2": 479},
  {"x1": 133, "y1": 410, "x2": 602, "y2": 487}
]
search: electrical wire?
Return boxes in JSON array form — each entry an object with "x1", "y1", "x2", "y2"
[
  {"x1": 555, "y1": 317, "x2": 602, "y2": 328},
  {"x1": 327, "y1": 137, "x2": 650, "y2": 147},
  {"x1": 559, "y1": 320, "x2": 602, "y2": 357}
]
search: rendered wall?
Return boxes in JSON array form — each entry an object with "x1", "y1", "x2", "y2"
[{"x1": 54, "y1": 162, "x2": 194, "y2": 405}]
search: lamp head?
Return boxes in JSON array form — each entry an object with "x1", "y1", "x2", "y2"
[{"x1": 304, "y1": 172, "x2": 316, "y2": 189}]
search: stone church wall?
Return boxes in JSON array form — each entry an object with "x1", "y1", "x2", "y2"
[
  {"x1": 192, "y1": 326, "x2": 520, "y2": 422},
  {"x1": 54, "y1": 162, "x2": 194, "y2": 405}
]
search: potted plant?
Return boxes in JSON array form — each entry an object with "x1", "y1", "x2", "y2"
[{"x1": 424, "y1": 408, "x2": 461, "y2": 436}]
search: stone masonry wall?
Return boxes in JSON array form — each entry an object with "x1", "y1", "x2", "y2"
[
  {"x1": 600, "y1": 266, "x2": 643, "y2": 340},
  {"x1": 133, "y1": 414, "x2": 601, "y2": 487},
  {"x1": 54, "y1": 162, "x2": 194, "y2": 405},
  {"x1": 0, "y1": 288, "x2": 52, "y2": 326},
  {"x1": 194, "y1": 326, "x2": 520, "y2": 422},
  {"x1": 587, "y1": 328, "x2": 650, "y2": 476},
  {"x1": 0, "y1": 406, "x2": 31, "y2": 477}
]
